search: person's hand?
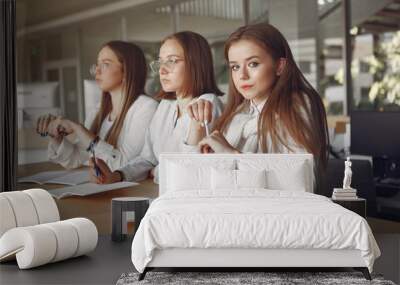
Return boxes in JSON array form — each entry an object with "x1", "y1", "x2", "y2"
[
  {"x1": 187, "y1": 99, "x2": 213, "y2": 126},
  {"x1": 89, "y1": 157, "x2": 122, "y2": 184},
  {"x1": 186, "y1": 99, "x2": 213, "y2": 145},
  {"x1": 55, "y1": 118, "x2": 78, "y2": 136},
  {"x1": 36, "y1": 114, "x2": 57, "y2": 137},
  {"x1": 149, "y1": 167, "x2": 156, "y2": 179},
  {"x1": 198, "y1": 130, "x2": 240, "y2": 154}
]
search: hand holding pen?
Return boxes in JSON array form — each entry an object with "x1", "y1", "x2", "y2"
[
  {"x1": 87, "y1": 137, "x2": 101, "y2": 177},
  {"x1": 187, "y1": 99, "x2": 213, "y2": 135},
  {"x1": 89, "y1": 157, "x2": 122, "y2": 184},
  {"x1": 91, "y1": 148, "x2": 101, "y2": 177},
  {"x1": 204, "y1": 120, "x2": 210, "y2": 136},
  {"x1": 89, "y1": 157, "x2": 103, "y2": 184}
]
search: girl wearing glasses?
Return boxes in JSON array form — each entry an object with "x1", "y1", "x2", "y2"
[
  {"x1": 36, "y1": 41, "x2": 158, "y2": 172},
  {"x1": 196, "y1": 23, "x2": 329, "y2": 173},
  {"x1": 92, "y1": 31, "x2": 224, "y2": 184}
]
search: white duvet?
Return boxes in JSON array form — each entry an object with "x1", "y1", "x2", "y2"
[{"x1": 131, "y1": 190, "x2": 380, "y2": 273}]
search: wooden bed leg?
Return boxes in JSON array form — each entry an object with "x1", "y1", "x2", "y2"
[
  {"x1": 138, "y1": 268, "x2": 148, "y2": 281},
  {"x1": 354, "y1": 267, "x2": 371, "y2": 280}
]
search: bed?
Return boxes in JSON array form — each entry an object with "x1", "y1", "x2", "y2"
[{"x1": 131, "y1": 153, "x2": 381, "y2": 281}]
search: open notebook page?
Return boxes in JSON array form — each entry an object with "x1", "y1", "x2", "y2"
[
  {"x1": 46, "y1": 170, "x2": 90, "y2": 185},
  {"x1": 18, "y1": 170, "x2": 69, "y2": 184},
  {"x1": 48, "y1": 181, "x2": 139, "y2": 199},
  {"x1": 18, "y1": 170, "x2": 89, "y2": 186}
]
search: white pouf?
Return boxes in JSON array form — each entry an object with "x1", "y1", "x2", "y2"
[
  {"x1": 1, "y1": 191, "x2": 39, "y2": 227},
  {"x1": 0, "y1": 189, "x2": 60, "y2": 237},
  {"x1": 0, "y1": 189, "x2": 98, "y2": 269},
  {"x1": 0, "y1": 218, "x2": 98, "y2": 269},
  {"x1": 0, "y1": 196, "x2": 17, "y2": 237},
  {"x1": 24, "y1": 188, "x2": 60, "y2": 223}
]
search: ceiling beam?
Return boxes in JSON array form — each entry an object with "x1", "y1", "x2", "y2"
[
  {"x1": 361, "y1": 21, "x2": 400, "y2": 33},
  {"x1": 17, "y1": 0, "x2": 162, "y2": 37},
  {"x1": 376, "y1": 8, "x2": 400, "y2": 19}
]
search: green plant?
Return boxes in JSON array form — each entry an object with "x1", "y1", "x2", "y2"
[{"x1": 366, "y1": 31, "x2": 400, "y2": 108}]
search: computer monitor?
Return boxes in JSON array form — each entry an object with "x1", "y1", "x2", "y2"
[{"x1": 350, "y1": 111, "x2": 400, "y2": 159}]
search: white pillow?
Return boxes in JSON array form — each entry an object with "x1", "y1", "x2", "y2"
[
  {"x1": 266, "y1": 161, "x2": 308, "y2": 191},
  {"x1": 168, "y1": 162, "x2": 210, "y2": 191},
  {"x1": 238, "y1": 159, "x2": 310, "y2": 192},
  {"x1": 211, "y1": 168, "x2": 267, "y2": 191},
  {"x1": 211, "y1": 168, "x2": 236, "y2": 190},
  {"x1": 237, "y1": 169, "x2": 267, "y2": 189},
  {"x1": 166, "y1": 159, "x2": 235, "y2": 192}
]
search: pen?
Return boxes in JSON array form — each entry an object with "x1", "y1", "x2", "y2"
[
  {"x1": 90, "y1": 143, "x2": 100, "y2": 177},
  {"x1": 204, "y1": 120, "x2": 210, "y2": 136}
]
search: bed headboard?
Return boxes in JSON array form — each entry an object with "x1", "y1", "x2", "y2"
[{"x1": 159, "y1": 153, "x2": 314, "y2": 196}]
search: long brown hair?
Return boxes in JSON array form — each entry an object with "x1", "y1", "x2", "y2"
[
  {"x1": 216, "y1": 23, "x2": 329, "y2": 168},
  {"x1": 157, "y1": 31, "x2": 223, "y2": 100},
  {"x1": 90, "y1": 41, "x2": 147, "y2": 147}
]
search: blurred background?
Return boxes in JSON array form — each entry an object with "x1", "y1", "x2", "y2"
[
  {"x1": 15, "y1": 0, "x2": 400, "y2": 221},
  {"x1": 15, "y1": 0, "x2": 400, "y2": 163}
]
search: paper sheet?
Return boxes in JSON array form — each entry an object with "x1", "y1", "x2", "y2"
[
  {"x1": 48, "y1": 181, "x2": 139, "y2": 199},
  {"x1": 46, "y1": 170, "x2": 90, "y2": 186},
  {"x1": 18, "y1": 170, "x2": 89, "y2": 186},
  {"x1": 18, "y1": 170, "x2": 70, "y2": 184}
]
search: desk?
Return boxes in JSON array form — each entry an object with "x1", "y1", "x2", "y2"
[{"x1": 17, "y1": 162, "x2": 159, "y2": 234}]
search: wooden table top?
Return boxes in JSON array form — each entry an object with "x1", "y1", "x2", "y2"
[{"x1": 17, "y1": 162, "x2": 159, "y2": 234}]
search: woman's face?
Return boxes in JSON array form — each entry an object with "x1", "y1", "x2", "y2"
[
  {"x1": 228, "y1": 39, "x2": 279, "y2": 104},
  {"x1": 95, "y1": 46, "x2": 124, "y2": 93},
  {"x1": 158, "y1": 39, "x2": 186, "y2": 96}
]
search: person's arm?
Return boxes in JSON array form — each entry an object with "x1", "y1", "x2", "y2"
[
  {"x1": 92, "y1": 97, "x2": 158, "y2": 171},
  {"x1": 118, "y1": 126, "x2": 158, "y2": 182},
  {"x1": 47, "y1": 110, "x2": 97, "y2": 169},
  {"x1": 181, "y1": 93, "x2": 224, "y2": 152},
  {"x1": 89, "y1": 119, "x2": 159, "y2": 184},
  {"x1": 198, "y1": 130, "x2": 240, "y2": 154},
  {"x1": 48, "y1": 137, "x2": 89, "y2": 169}
]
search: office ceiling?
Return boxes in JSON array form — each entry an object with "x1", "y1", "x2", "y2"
[
  {"x1": 16, "y1": 0, "x2": 185, "y2": 30},
  {"x1": 359, "y1": 1, "x2": 400, "y2": 33}
]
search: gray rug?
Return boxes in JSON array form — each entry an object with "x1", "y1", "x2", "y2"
[{"x1": 116, "y1": 271, "x2": 396, "y2": 285}]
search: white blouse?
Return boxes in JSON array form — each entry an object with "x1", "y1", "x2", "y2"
[
  {"x1": 47, "y1": 95, "x2": 158, "y2": 172},
  {"x1": 119, "y1": 93, "x2": 224, "y2": 183},
  {"x1": 98, "y1": 116, "x2": 114, "y2": 139},
  {"x1": 224, "y1": 99, "x2": 308, "y2": 154}
]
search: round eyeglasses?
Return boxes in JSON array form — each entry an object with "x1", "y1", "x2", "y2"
[
  {"x1": 89, "y1": 62, "x2": 121, "y2": 77},
  {"x1": 149, "y1": 58, "x2": 183, "y2": 74}
]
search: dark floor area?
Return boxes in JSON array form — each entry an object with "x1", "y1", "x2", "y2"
[
  {"x1": 0, "y1": 236, "x2": 133, "y2": 285},
  {"x1": 1, "y1": 234, "x2": 399, "y2": 285}
]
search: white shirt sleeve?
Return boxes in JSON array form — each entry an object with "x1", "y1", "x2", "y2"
[
  {"x1": 118, "y1": 125, "x2": 158, "y2": 182},
  {"x1": 47, "y1": 108, "x2": 97, "y2": 169},
  {"x1": 93, "y1": 96, "x2": 158, "y2": 172}
]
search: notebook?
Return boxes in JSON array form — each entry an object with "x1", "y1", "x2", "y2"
[
  {"x1": 48, "y1": 181, "x2": 139, "y2": 199},
  {"x1": 18, "y1": 170, "x2": 90, "y2": 186}
]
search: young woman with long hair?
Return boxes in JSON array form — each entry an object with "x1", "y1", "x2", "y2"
[
  {"x1": 36, "y1": 41, "x2": 158, "y2": 171},
  {"x1": 198, "y1": 23, "x2": 329, "y2": 172},
  {"x1": 92, "y1": 31, "x2": 224, "y2": 184}
]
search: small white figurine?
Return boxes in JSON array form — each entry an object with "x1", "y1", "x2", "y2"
[{"x1": 342, "y1": 157, "x2": 353, "y2": 189}]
